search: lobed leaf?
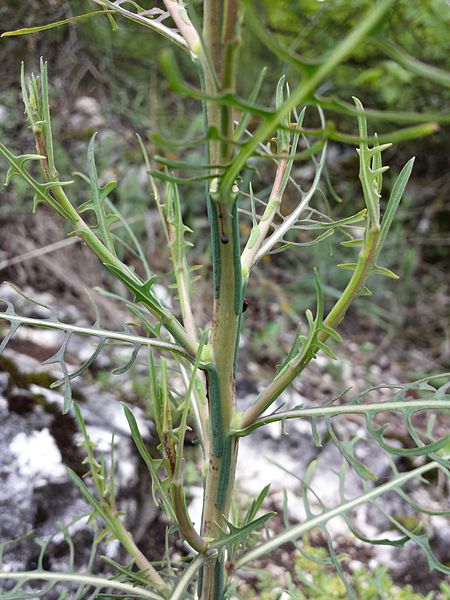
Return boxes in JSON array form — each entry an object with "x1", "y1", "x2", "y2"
[
  {"x1": 79, "y1": 134, "x2": 119, "y2": 255},
  {"x1": 0, "y1": 144, "x2": 73, "y2": 219},
  {"x1": 211, "y1": 513, "x2": 276, "y2": 555}
]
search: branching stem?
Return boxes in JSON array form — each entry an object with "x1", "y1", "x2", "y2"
[{"x1": 241, "y1": 155, "x2": 288, "y2": 276}]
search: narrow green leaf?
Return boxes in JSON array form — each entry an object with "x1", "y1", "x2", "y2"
[
  {"x1": 112, "y1": 343, "x2": 141, "y2": 375},
  {"x1": 316, "y1": 94, "x2": 450, "y2": 125},
  {"x1": 276, "y1": 325, "x2": 302, "y2": 374},
  {"x1": 0, "y1": 571, "x2": 165, "y2": 600},
  {"x1": 244, "y1": 484, "x2": 271, "y2": 524},
  {"x1": 42, "y1": 334, "x2": 72, "y2": 413},
  {"x1": 372, "y1": 265, "x2": 399, "y2": 279},
  {"x1": 123, "y1": 404, "x2": 176, "y2": 521},
  {"x1": 337, "y1": 262, "x2": 357, "y2": 271},
  {"x1": 353, "y1": 97, "x2": 380, "y2": 226},
  {"x1": 341, "y1": 238, "x2": 364, "y2": 247},
  {"x1": 316, "y1": 340, "x2": 338, "y2": 360},
  {"x1": 39, "y1": 59, "x2": 57, "y2": 178},
  {"x1": 150, "y1": 169, "x2": 218, "y2": 184},
  {"x1": 0, "y1": 143, "x2": 73, "y2": 219},
  {"x1": 295, "y1": 209, "x2": 367, "y2": 231},
  {"x1": 375, "y1": 157, "x2": 415, "y2": 263},
  {"x1": 376, "y1": 505, "x2": 450, "y2": 575},
  {"x1": 67, "y1": 469, "x2": 109, "y2": 524},
  {"x1": 328, "y1": 424, "x2": 378, "y2": 481},
  {"x1": 357, "y1": 285, "x2": 372, "y2": 297},
  {"x1": 1, "y1": 11, "x2": 115, "y2": 37},
  {"x1": 367, "y1": 421, "x2": 450, "y2": 457},
  {"x1": 105, "y1": 265, "x2": 165, "y2": 317},
  {"x1": 234, "y1": 66, "x2": 267, "y2": 141},
  {"x1": 0, "y1": 321, "x2": 20, "y2": 354}
]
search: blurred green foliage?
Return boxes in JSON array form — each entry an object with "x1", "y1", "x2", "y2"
[
  {"x1": 259, "y1": 0, "x2": 450, "y2": 111},
  {"x1": 239, "y1": 543, "x2": 446, "y2": 599}
]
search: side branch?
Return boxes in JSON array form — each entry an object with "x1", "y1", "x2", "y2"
[
  {"x1": 234, "y1": 399, "x2": 450, "y2": 437},
  {"x1": 239, "y1": 225, "x2": 380, "y2": 430}
]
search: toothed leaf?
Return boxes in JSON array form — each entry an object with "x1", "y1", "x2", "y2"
[
  {"x1": 78, "y1": 134, "x2": 119, "y2": 254},
  {"x1": 212, "y1": 512, "x2": 276, "y2": 554},
  {"x1": 372, "y1": 265, "x2": 399, "y2": 279},
  {"x1": 105, "y1": 266, "x2": 165, "y2": 316}
]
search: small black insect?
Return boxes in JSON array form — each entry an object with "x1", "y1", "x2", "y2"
[{"x1": 26, "y1": 553, "x2": 51, "y2": 571}]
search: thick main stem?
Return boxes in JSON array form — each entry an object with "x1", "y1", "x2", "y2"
[
  {"x1": 201, "y1": 200, "x2": 240, "y2": 600},
  {"x1": 201, "y1": 1, "x2": 240, "y2": 598}
]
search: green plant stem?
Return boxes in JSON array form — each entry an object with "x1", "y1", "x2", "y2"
[
  {"x1": 241, "y1": 154, "x2": 288, "y2": 277},
  {"x1": 315, "y1": 95, "x2": 450, "y2": 125},
  {"x1": 240, "y1": 226, "x2": 380, "y2": 429},
  {"x1": 0, "y1": 571, "x2": 166, "y2": 600},
  {"x1": 171, "y1": 556, "x2": 208, "y2": 600},
  {"x1": 114, "y1": 519, "x2": 170, "y2": 595},
  {"x1": 0, "y1": 312, "x2": 190, "y2": 357},
  {"x1": 233, "y1": 399, "x2": 450, "y2": 437},
  {"x1": 372, "y1": 37, "x2": 450, "y2": 87},
  {"x1": 321, "y1": 226, "x2": 379, "y2": 335},
  {"x1": 36, "y1": 180, "x2": 199, "y2": 356},
  {"x1": 201, "y1": 3, "x2": 241, "y2": 598},
  {"x1": 292, "y1": 121, "x2": 439, "y2": 146},
  {"x1": 172, "y1": 484, "x2": 208, "y2": 553},
  {"x1": 201, "y1": 200, "x2": 240, "y2": 598},
  {"x1": 170, "y1": 355, "x2": 208, "y2": 553},
  {"x1": 202, "y1": 0, "x2": 222, "y2": 170}
]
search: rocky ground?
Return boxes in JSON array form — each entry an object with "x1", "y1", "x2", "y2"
[{"x1": 0, "y1": 280, "x2": 449, "y2": 598}]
